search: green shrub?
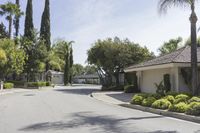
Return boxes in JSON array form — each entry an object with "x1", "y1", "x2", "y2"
[
  {"x1": 124, "y1": 85, "x2": 140, "y2": 93},
  {"x1": 142, "y1": 97, "x2": 156, "y2": 107},
  {"x1": 169, "y1": 102, "x2": 189, "y2": 113},
  {"x1": 134, "y1": 93, "x2": 149, "y2": 98},
  {"x1": 188, "y1": 97, "x2": 200, "y2": 103},
  {"x1": 152, "y1": 99, "x2": 172, "y2": 110},
  {"x1": 131, "y1": 95, "x2": 145, "y2": 105},
  {"x1": 164, "y1": 95, "x2": 175, "y2": 104},
  {"x1": 3, "y1": 83, "x2": 14, "y2": 89},
  {"x1": 166, "y1": 91, "x2": 179, "y2": 97},
  {"x1": 150, "y1": 93, "x2": 162, "y2": 99},
  {"x1": 6, "y1": 80, "x2": 25, "y2": 87},
  {"x1": 186, "y1": 102, "x2": 200, "y2": 116},
  {"x1": 174, "y1": 94, "x2": 190, "y2": 104},
  {"x1": 46, "y1": 81, "x2": 51, "y2": 86},
  {"x1": 27, "y1": 82, "x2": 47, "y2": 87}
]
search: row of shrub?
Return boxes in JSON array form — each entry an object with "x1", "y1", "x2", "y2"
[
  {"x1": 3, "y1": 83, "x2": 14, "y2": 89},
  {"x1": 27, "y1": 82, "x2": 51, "y2": 87},
  {"x1": 102, "y1": 84, "x2": 140, "y2": 93},
  {"x1": 131, "y1": 92, "x2": 200, "y2": 116}
]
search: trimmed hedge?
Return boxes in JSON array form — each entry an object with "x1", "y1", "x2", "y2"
[
  {"x1": 152, "y1": 99, "x2": 171, "y2": 110},
  {"x1": 131, "y1": 95, "x2": 145, "y2": 105},
  {"x1": 174, "y1": 94, "x2": 190, "y2": 104},
  {"x1": 6, "y1": 80, "x2": 25, "y2": 87},
  {"x1": 188, "y1": 97, "x2": 200, "y2": 103},
  {"x1": 169, "y1": 102, "x2": 188, "y2": 113},
  {"x1": 27, "y1": 82, "x2": 48, "y2": 87},
  {"x1": 142, "y1": 97, "x2": 156, "y2": 107},
  {"x1": 164, "y1": 95, "x2": 175, "y2": 104},
  {"x1": 186, "y1": 102, "x2": 200, "y2": 116},
  {"x1": 3, "y1": 83, "x2": 14, "y2": 89}
]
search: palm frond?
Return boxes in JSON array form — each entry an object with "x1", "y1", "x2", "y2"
[{"x1": 158, "y1": 0, "x2": 191, "y2": 14}]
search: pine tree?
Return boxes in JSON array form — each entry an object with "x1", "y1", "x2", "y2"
[
  {"x1": 24, "y1": 0, "x2": 34, "y2": 40},
  {"x1": 40, "y1": 0, "x2": 51, "y2": 72}
]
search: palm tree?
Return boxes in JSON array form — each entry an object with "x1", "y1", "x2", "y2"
[
  {"x1": 158, "y1": 0, "x2": 198, "y2": 95},
  {"x1": 0, "y1": 2, "x2": 23, "y2": 38}
]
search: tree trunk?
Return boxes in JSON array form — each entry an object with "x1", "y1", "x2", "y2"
[
  {"x1": 15, "y1": 0, "x2": 20, "y2": 37},
  {"x1": 190, "y1": 3, "x2": 198, "y2": 95},
  {"x1": 9, "y1": 15, "x2": 12, "y2": 38}
]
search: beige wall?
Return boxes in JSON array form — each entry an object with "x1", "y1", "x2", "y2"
[{"x1": 137, "y1": 67, "x2": 182, "y2": 93}]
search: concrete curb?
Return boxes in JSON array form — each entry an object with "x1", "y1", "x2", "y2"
[{"x1": 120, "y1": 104, "x2": 200, "y2": 124}]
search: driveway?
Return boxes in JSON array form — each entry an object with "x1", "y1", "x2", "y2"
[{"x1": 0, "y1": 85, "x2": 200, "y2": 133}]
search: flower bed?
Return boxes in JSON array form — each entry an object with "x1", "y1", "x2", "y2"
[{"x1": 131, "y1": 92, "x2": 200, "y2": 116}]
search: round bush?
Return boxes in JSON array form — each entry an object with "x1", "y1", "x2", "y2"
[
  {"x1": 152, "y1": 99, "x2": 172, "y2": 110},
  {"x1": 165, "y1": 91, "x2": 179, "y2": 97},
  {"x1": 134, "y1": 93, "x2": 149, "y2": 98},
  {"x1": 186, "y1": 102, "x2": 200, "y2": 116},
  {"x1": 164, "y1": 95, "x2": 175, "y2": 104},
  {"x1": 131, "y1": 95, "x2": 145, "y2": 105},
  {"x1": 188, "y1": 97, "x2": 200, "y2": 103},
  {"x1": 169, "y1": 102, "x2": 188, "y2": 113},
  {"x1": 150, "y1": 93, "x2": 162, "y2": 100},
  {"x1": 3, "y1": 83, "x2": 14, "y2": 89},
  {"x1": 174, "y1": 94, "x2": 190, "y2": 104},
  {"x1": 142, "y1": 97, "x2": 156, "y2": 107}
]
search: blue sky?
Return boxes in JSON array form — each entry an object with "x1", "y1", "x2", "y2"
[{"x1": 1, "y1": 0, "x2": 200, "y2": 65}]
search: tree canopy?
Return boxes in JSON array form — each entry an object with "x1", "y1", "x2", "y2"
[
  {"x1": 158, "y1": 37, "x2": 182, "y2": 55},
  {"x1": 87, "y1": 37, "x2": 154, "y2": 86}
]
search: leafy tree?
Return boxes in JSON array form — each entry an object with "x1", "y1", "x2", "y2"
[
  {"x1": 84, "y1": 65, "x2": 97, "y2": 74},
  {"x1": 87, "y1": 37, "x2": 154, "y2": 86},
  {"x1": 0, "y1": 2, "x2": 23, "y2": 38},
  {"x1": 72, "y1": 64, "x2": 84, "y2": 76},
  {"x1": 40, "y1": 0, "x2": 51, "y2": 72},
  {"x1": 158, "y1": 0, "x2": 199, "y2": 95},
  {"x1": 0, "y1": 22, "x2": 9, "y2": 39},
  {"x1": 21, "y1": 31, "x2": 48, "y2": 81},
  {"x1": 24, "y1": 0, "x2": 34, "y2": 40},
  {"x1": 0, "y1": 39, "x2": 26, "y2": 80},
  {"x1": 158, "y1": 37, "x2": 182, "y2": 55}
]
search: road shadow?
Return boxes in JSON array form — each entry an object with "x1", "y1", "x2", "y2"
[
  {"x1": 107, "y1": 93, "x2": 133, "y2": 103},
  {"x1": 55, "y1": 88, "x2": 100, "y2": 95},
  {"x1": 19, "y1": 111, "x2": 178, "y2": 133}
]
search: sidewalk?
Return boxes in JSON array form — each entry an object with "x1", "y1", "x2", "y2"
[{"x1": 91, "y1": 91, "x2": 133, "y2": 105}]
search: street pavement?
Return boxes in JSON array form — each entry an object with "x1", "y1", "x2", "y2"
[{"x1": 0, "y1": 85, "x2": 200, "y2": 133}]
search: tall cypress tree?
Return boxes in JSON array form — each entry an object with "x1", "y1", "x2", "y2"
[
  {"x1": 40, "y1": 0, "x2": 51, "y2": 72},
  {"x1": 24, "y1": 0, "x2": 34, "y2": 40},
  {"x1": 69, "y1": 46, "x2": 73, "y2": 84},
  {"x1": 14, "y1": 0, "x2": 20, "y2": 37}
]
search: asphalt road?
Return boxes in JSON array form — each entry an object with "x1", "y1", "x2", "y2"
[{"x1": 0, "y1": 85, "x2": 200, "y2": 133}]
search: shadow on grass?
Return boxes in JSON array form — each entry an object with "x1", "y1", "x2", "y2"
[{"x1": 19, "y1": 112, "x2": 178, "y2": 133}]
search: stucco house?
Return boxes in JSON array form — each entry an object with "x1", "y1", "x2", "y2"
[
  {"x1": 124, "y1": 46, "x2": 200, "y2": 93},
  {"x1": 46, "y1": 70, "x2": 64, "y2": 85}
]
